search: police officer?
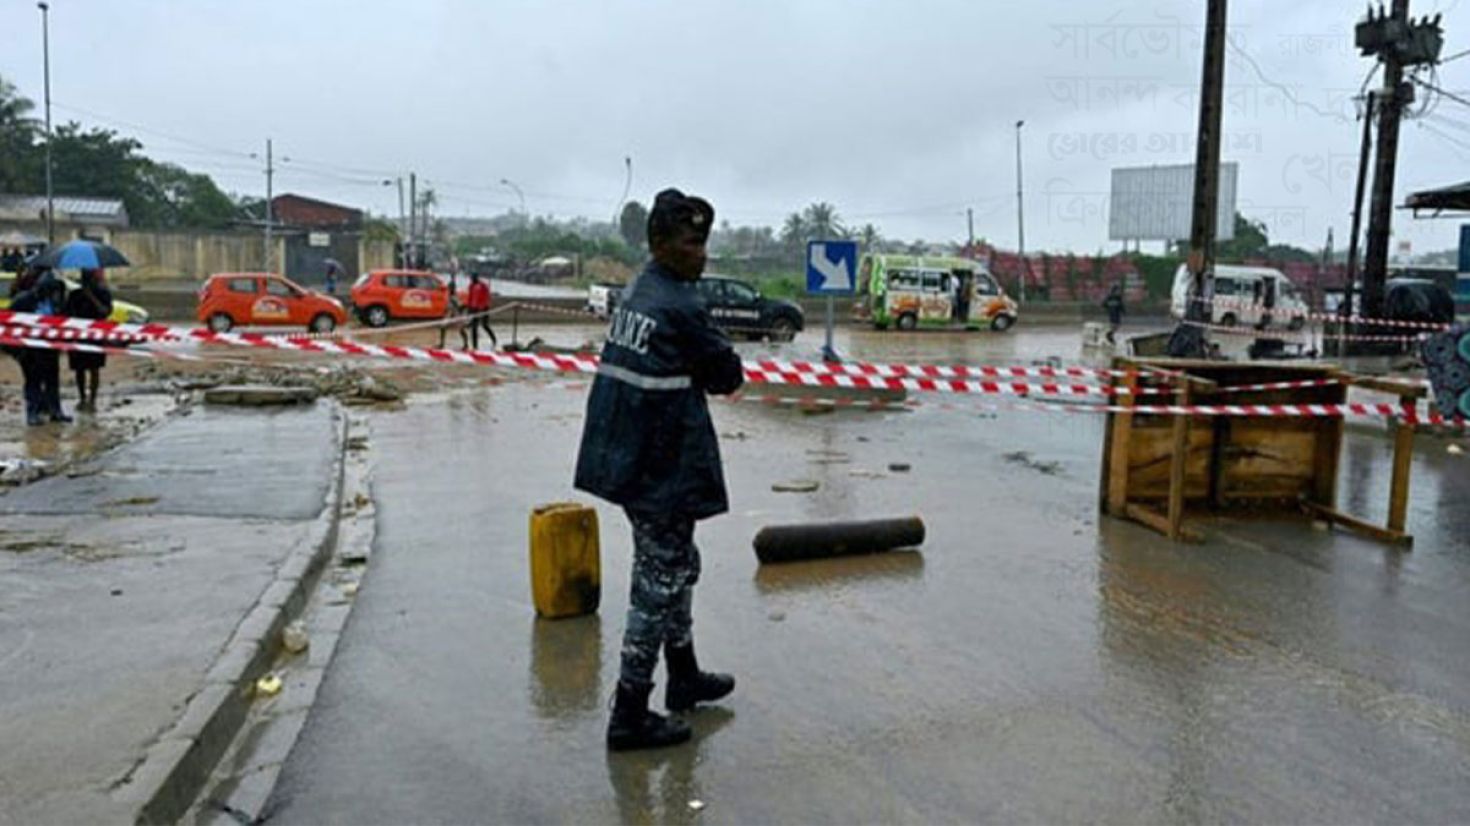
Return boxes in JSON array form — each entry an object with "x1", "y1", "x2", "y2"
[{"x1": 574, "y1": 188, "x2": 744, "y2": 751}]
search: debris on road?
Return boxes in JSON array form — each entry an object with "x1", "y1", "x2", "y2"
[
  {"x1": 1450, "y1": 444, "x2": 1465, "y2": 456},
  {"x1": 771, "y1": 479, "x2": 820, "y2": 493},
  {"x1": 887, "y1": 462, "x2": 911, "y2": 473},
  {"x1": 102, "y1": 496, "x2": 161, "y2": 508},
  {"x1": 1002, "y1": 450, "x2": 1063, "y2": 476},
  {"x1": 204, "y1": 385, "x2": 319, "y2": 406},
  {"x1": 282, "y1": 621, "x2": 310, "y2": 655},
  {"x1": 254, "y1": 673, "x2": 283, "y2": 698},
  {"x1": 0, "y1": 459, "x2": 47, "y2": 485},
  {"x1": 754, "y1": 516, "x2": 926, "y2": 563}
]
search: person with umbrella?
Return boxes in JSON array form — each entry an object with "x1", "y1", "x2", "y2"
[
  {"x1": 62, "y1": 268, "x2": 114, "y2": 413},
  {"x1": 29, "y1": 238, "x2": 132, "y2": 271},
  {"x1": 9, "y1": 269, "x2": 70, "y2": 425},
  {"x1": 323, "y1": 258, "x2": 343, "y2": 295}
]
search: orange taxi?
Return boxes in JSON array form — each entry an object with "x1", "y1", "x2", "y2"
[
  {"x1": 349, "y1": 269, "x2": 449, "y2": 327},
  {"x1": 197, "y1": 273, "x2": 348, "y2": 333}
]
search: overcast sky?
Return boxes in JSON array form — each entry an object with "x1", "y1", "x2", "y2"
[{"x1": 2, "y1": 0, "x2": 1469, "y2": 255}]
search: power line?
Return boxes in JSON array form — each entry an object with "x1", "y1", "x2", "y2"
[
  {"x1": 50, "y1": 100, "x2": 254, "y2": 159},
  {"x1": 1440, "y1": 46, "x2": 1470, "y2": 63},
  {"x1": 1416, "y1": 121, "x2": 1470, "y2": 158},
  {"x1": 1412, "y1": 76, "x2": 1470, "y2": 109}
]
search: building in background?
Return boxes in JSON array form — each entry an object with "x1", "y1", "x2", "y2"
[
  {"x1": 0, "y1": 194, "x2": 130, "y2": 244},
  {"x1": 269, "y1": 193, "x2": 368, "y2": 286}
]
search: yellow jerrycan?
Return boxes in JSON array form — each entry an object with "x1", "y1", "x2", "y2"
[{"x1": 529, "y1": 502, "x2": 601, "y2": 618}]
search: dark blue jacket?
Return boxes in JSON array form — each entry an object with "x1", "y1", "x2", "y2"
[{"x1": 574, "y1": 262, "x2": 744, "y2": 520}]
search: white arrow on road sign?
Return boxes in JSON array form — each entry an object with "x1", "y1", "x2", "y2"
[{"x1": 810, "y1": 243, "x2": 852, "y2": 291}]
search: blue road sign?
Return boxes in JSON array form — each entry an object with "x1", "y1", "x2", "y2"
[{"x1": 806, "y1": 240, "x2": 858, "y2": 294}]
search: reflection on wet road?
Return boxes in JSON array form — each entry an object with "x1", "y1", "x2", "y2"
[{"x1": 267, "y1": 327, "x2": 1470, "y2": 824}]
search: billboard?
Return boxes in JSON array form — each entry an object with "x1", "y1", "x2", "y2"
[{"x1": 1108, "y1": 163, "x2": 1237, "y2": 242}]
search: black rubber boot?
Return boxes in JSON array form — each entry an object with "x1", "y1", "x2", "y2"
[
  {"x1": 607, "y1": 681, "x2": 691, "y2": 752},
  {"x1": 664, "y1": 642, "x2": 735, "y2": 712}
]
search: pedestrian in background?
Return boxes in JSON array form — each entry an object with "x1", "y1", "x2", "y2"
[
  {"x1": 438, "y1": 273, "x2": 469, "y2": 350},
  {"x1": 463, "y1": 271, "x2": 497, "y2": 350},
  {"x1": 62, "y1": 268, "x2": 114, "y2": 413},
  {"x1": 1102, "y1": 282, "x2": 1126, "y2": 342},
  {"x1": 9, "y1": 271, "x2": 71, "y2": 425},
  {"x1": 0, "y1": 247, "x2": 23, "y2": 273},
  {"x1": 574, "y1": 188, "x2": 743, "y2": 751},
  {"x1": 323, "y1": 258, "x2": 343, "y2": 295}
]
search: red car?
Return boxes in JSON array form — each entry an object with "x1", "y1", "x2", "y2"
[
  {"x1": 350, "y1": 270, "x2": 449, "y2": 327},
  {"x1": 197, "y1": 273, "x2": 347, "y2": 333}
]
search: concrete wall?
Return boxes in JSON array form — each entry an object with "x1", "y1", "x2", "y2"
[
  {"x1": 110, "y1": 231, "x2": 284, "y2": 282},
  {"x1": 361, "y1": 239, "x2": 394, "y2": 271},
  {"x1": 105, "y1": 231, "x2": 395, "y2": 283}
]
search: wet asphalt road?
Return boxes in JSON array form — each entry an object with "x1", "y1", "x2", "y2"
[{"x1": 267, "y1": 327, "x2": 1470, "y2": 824}]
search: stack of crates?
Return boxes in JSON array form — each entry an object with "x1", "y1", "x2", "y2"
[{"x1": 1422, "y1": 324, "x2": 1470, "y2": 420}]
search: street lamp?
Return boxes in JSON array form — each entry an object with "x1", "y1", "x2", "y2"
[
  {"x1": 499, "y1": 178, "x2": 526, "y2": 214},
  {"x1": 1014, "y1": 119, "x2": 1027, "y2": 303},
  {"x1": 38, "y1": 2, "x2": 53, "y2": 244}
]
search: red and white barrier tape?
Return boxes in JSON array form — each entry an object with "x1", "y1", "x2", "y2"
[
  {"x1": 997, "y1": 398, "x2": 1461, "y2": 426},
  {"x1": 0, "y1": 324, "x2": 152, "y2": 344},
  {"x1": 0, "y1": 310, "x2": 1456, "y2": 424},
  {"x1": 0, "y1": 334, "x2": 199, "y2": 362},
  {"x1": 1189, "y1": 295, "x2": 1452, "y2": 332},
  {"x1": 1180, "y1": 319, "x2": 1428, "y2": 344}
]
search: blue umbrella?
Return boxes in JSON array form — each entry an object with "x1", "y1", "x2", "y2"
[{"x1": 30, "y1": 239, "x2": 131, "y2": 270}]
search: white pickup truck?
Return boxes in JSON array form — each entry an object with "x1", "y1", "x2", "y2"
[{"x1": 586, "y1": 282, "x2": 625, "y2": 318}]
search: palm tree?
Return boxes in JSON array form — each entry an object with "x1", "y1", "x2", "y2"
[
  {"x1": 801, "y1": 202, "x2": 846, "y2": 240},
  {"x1": 857, "y1": 223, "x2": 882, "y2": 252},
  {"x1": 780, "y1": 212, "x2": 808, "y2": 252}
]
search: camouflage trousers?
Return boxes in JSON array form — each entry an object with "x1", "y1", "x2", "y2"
[{"x1": 619, "y1": 509, "x2": 701, "y2": 688}]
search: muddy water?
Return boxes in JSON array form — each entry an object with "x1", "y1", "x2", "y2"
[{"x1": 266, "y1": 323, "x2": 1470, "y2": 824}]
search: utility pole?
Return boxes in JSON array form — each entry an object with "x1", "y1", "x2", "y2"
[
  {"x1": 264, "y1": 139, "x2": 274, "y2": 273},
  {"x1": 408, "y1": 173, "x2": 417, "y2": 268},
  {"x1": 1014, "y1": 120, "x2": 1028, "y2": 302},
  {"x1": 1168, "y1": 0, "x2": 1228, "y2": 358},
  {"x1": 613, "y1": 156, "x2": 633, "y2": 227},
  {"x1": 1357, "y1": 1, "x2": 1442, "y2": 324},
  {"x1": 396, "y1": 177, "x2": 406, "y2": 246},
  {"x1": 967, "y1": 207, "x2": 975, "y2": 253},
  {"x1": 1344, "y1": 92, "x2": 1376, "y2": 323},
  {"x1": 38, "y1": 2, "x2": 53, "y2": 244}
]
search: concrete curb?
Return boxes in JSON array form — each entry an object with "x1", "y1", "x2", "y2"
[{"x1": 114, "y1": 403, "x2": 350, "y2": 826}]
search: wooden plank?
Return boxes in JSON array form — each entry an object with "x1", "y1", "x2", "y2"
[
  {"x1": 1124, "y1": 503, "x2": 1203, "y2": 543},
  {"x1": 1310, "y1": 416, "x2": 1343, "y2": 508},
  {"x1": 1353, "y1": 375, "x2": 1428, "y2": 399},
  {"x1": 1104, "y1": 369, "x2": 1138, "y2": 516},
  {"x1": 1167, "y1": 380, "x2": 1190, "y2": 540},
  {"x1": 1125, "y1": 427, "x2": 1214, "y2": 499},
  {"x1": 1208, "y1": 417, "x2": 1229, "y2": 508},
  {"x1": 1302, "y1": 501, "x2": 1413, "y2": 547},
  {"x1": 1388, "y1": 401, "x2": 1416, "y2": 534}
]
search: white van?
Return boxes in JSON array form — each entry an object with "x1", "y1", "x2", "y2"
[{"x1": 1170, "y1": 264, "x2": 1309, "y2": 330}]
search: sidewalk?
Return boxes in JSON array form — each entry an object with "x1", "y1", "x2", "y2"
[{"x1": 0, "y1": 402, "x2": 346, "y2": 824}]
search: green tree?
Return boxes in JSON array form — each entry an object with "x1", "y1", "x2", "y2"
[
  {"x1": 363, "y1": 216, "x2": 400, "y2": 244},
  {"x1": 136, "y1": 161, "x2": 240, "y2": 229},
  {"x1": 780, "y1": 212, "x2": 808, "y2": 252},
  {"x1": 1216, "y1": 213, "x2": 1269, "y2": 261},
  {"x1": 0, "y1": 75, "x2": 40, "y2": 192},
  {"x1": 619, "y1": 200, "x2": 648, "y2": 249},
  {"x1": 801, "y1": 201, "x2": 846, "y2": 240}
]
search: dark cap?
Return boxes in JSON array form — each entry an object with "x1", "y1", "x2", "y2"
[{"x1": 647, "y1": 188, "x2": 714, "y2": 247}]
